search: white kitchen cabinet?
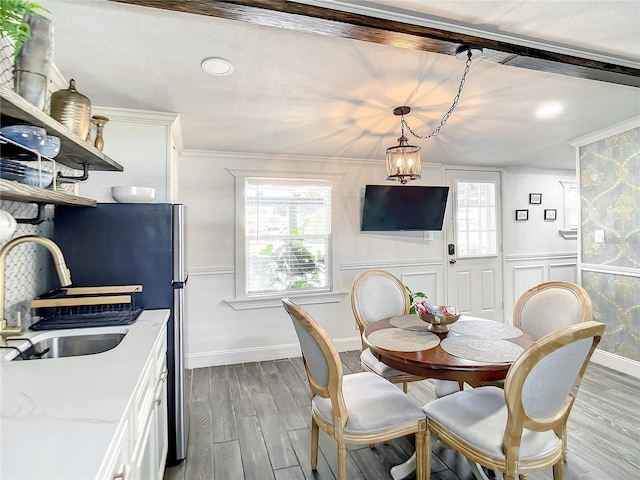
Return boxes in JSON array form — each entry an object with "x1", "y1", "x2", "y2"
[
  {"x1": 77, "y1": 107, "x2": 183, "y2": 203},
  {"x1": 99, "y1": 321, "x2": 168, "y2": 480},
  {"x1": 2, "y1": 310, "x2": 169, "y2": 480},
  {"x1": 101, "y1": 420, "x2": 129, "y2": 480},
  {"x1": 131, "y1": 408, "x2": 155, "y2": 480},
  {"x1": 154, "y1": 358, "x2": 169, "y2": 480},
  {"x1": 128, "y1": 323, "x2": 168, "y2": 480}
]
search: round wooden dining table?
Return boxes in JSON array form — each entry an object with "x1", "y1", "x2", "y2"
[
  {"x1": 363, "y1": 314, "x2": 536, "y2": 385},
  {"x1": 362, "y1": 314, "x2": 537, "y2": 480}
]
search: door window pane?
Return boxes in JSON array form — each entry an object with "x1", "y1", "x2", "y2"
[{"x1": 455, "y1": 181, "x2": 497, "y2": 257}]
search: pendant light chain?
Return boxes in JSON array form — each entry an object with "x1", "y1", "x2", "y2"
[{"x1": 401, "y1": 50, "x2": 473, "y2": 140}]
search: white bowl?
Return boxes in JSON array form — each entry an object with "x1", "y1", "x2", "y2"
[
  {"x1": 111, "y1": 186, "x2": 155, "y2": 203},
  {"x1": 0, "y1": 209, "x2": 17, "y2": 242}
]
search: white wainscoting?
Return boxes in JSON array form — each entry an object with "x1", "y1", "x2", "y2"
[
  {"x1": 184, "y1": 260, "x2": 445, "y2": 367},
  {"x1": 503, "y1": 252, "x2": 578, "y2": 323},
  {"x1": 402, "y1": 270, "x2": 443, "y2": 304}
]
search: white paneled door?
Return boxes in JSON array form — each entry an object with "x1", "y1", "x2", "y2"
[{"x1": 445, "y1": 170, "x2": 503, "y2": 321}]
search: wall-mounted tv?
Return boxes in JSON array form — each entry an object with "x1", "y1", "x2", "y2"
[{"x1": 361, "y1": 185, "x2": 450, "y2": 231}]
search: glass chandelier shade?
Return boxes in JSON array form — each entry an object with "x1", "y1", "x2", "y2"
[{"x1": 385, "y1": 135, "x2": 421, "y2": 184}]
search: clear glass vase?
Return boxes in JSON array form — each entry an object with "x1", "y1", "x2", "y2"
[{"x1": 14, "y1": 15, "x2": 54, "y2": 110}]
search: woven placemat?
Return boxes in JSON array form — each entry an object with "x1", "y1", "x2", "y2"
[
  {"x1": 449, "y1": 320, "x2": 522, "y2": 339},
  {"x1": 389, "y1": 314, "x2": 431, "y2": 332},
  {"x1": 367, "y1": 328, "x2": 440, "y2": 352},
  {"x1": 440, "y1": 337, "x2": 524, "y2": 363}
]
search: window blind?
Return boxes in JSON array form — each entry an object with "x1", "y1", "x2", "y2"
[{"x1": 245, "y1": 179, "x2": 332, "y2": 295}]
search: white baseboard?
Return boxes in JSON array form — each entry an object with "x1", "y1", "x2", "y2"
[
  {"x1": 186, "y1": 336, "x2": 363, "y2": 369},
  {"x1": 592, "y1": 349, "x2": 640, "y2": 379},
  {"x1": 187, "y1": 341, "x2": 639, "y2": 380}
]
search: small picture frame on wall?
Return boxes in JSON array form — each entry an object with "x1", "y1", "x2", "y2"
[
  {"x1": 544, "y1": 209, "x2": 557, "y2": 221},
  {"x1": 515, "y1": 209, "x2": 529, "y2": 221},
  {"x1": 529, "y1": 193, "x2": 542, "y2": 204}
]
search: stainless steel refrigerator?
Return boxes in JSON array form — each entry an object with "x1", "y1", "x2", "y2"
[{"x1": 53, "y1": 203, "x2": 189, "y2": 465}]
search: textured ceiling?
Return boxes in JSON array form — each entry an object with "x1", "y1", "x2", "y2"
[{"x1": 37, "y1": 0, "x2": 640, "y2": 170}]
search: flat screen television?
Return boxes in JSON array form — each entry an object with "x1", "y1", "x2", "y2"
[{"x1": 361, "y1": 185, "x2": 450, "y2": 231}]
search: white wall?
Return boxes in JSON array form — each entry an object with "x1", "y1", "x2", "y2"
[
  {"x1": 59, "y1": 106, "x2": 578, "y2": 368},
  {"x1": 501, "y1": 169, "x2": 578, "y2": 319},
  {"x1": 179, "y1": 151, "x2": 450, "y2": 368},
  {"x1": 178, "y1": 151, "x2": 578, "y2": 367}
]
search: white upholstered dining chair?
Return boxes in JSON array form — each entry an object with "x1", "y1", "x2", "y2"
[
  {"x1": 490, "y1": 280, "x2": 594, "y2": 460},
  {"x1": 351, "y1": 269, "x2": 426, "y2": 393},
  {"x1": 422, "y1": 321, "x2": 605, "y2": 480},
  {"x1": 282, "y1": 298, "x2": 427, "y2": 480},
  {"x1": 514, "y1": 280, "x2": 593, "y2": 340}
]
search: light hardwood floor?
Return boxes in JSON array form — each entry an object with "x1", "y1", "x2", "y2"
[{"x1": 164, "y1": 352, "x2": 639, "y2": 480}]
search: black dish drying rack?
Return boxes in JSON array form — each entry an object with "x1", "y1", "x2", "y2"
[{"x1": 30, "y1": 285, "x2": 143, "y2": 331}]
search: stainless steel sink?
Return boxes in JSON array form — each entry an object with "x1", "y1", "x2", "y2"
[{"x1": 11, "y1": 330, "x2": 127, "y2": 361}]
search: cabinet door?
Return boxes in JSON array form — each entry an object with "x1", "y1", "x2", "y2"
[
  {"x1": 130, "y1": 409, "x2": 155, "y2": 480},
  {"x1": 154, "y1": 366, "x2": 169, "y2": 479},
  {"x1": 99, "y1": 420, "x2": 129, "y2": 480}
]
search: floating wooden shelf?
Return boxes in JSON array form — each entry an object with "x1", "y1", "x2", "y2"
[
  {"x1": 1, "y1": 87, "x2": 123, "y2": 172},
  {"x1": 0, "y1": 179, "x2": 96, "y2": 207}
]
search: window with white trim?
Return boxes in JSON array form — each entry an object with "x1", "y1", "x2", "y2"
[
  {"x1": 561, "y1": 181, "x2": 579, "y2": 230},
  {"x1": 244, "y1": 178, "x2": 332, "y2": 296},
  {"x1": 558, "y1": 181, "x2": 579, "y2": 239}
]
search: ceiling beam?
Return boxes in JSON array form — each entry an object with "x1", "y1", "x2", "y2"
[{"x1": 112, "y1": 0, "x2": 640, "y2": 88}]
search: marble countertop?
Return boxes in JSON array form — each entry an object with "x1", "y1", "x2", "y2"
[{"x1": 0, "y1": 309, "x2": 169, "y2": 480}]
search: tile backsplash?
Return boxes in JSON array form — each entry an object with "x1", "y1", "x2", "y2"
[{"x1": 0, "y1": 201, "x2": 55, "y2": 327}]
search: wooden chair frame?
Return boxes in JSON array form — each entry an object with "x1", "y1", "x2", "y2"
[
  {"x1": 514, "y1": 280, "x2": 593, "y2": 333},
  {"x1": 425, "y1": 321, "x2": 605, "y2": 480},
  {"x1": 283, "y1": 298, "x2": 427, "y2": 480},
  {"x1": 351, "y1": 269, "x2": 426, "y2": 392},
  {"x1": 512, "y1": 280, "x2": 593, "y2": 460}
]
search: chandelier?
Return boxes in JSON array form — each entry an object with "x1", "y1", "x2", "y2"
[{"x1": 386, "y1": 47, "x2": 481, "y2": 184}]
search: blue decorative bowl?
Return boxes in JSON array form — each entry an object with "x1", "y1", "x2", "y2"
[
  {"x1": 37, "y1": 135, "x2": 61, "y2": 158},
  {"x1": 1, "y1": 125, "x2": 46, "y2": 150},
  {"x1": 21, "y1": 167, "x2": 53, "y2": 188}
]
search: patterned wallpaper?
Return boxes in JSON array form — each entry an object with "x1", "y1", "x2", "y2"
[
  {"x1": 582, "y1": 271, "x2": 639, "y2": 359},
  {"x1": 580, "y1": 126, "x2": 640, "y2": 361}
]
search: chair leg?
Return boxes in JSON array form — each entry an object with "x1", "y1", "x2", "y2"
[
  {"x1": 425, "y1": 430, "x2": 432, "y2": 480},
  {"x1": 337, "y1": 441, "x2": 348, "y2": 480},
  {"x1": 552, "y1": 458, "x2": 565, "y2": 479},
  {"x1": 504, "y1": 459, "x2": 517, "y2": 480},
  {"x1": 415, "y1": 430, "x2": 425, "y2": 480},
  {"x1": 554, "y1": 423, "x2": 569, "y2": 461},
  {"x1": 561, "y1": 424, "x2": 568, "y2": 461},
  {"x1": 403, "y1": 381, "x2": 408, "y2": 393},
  {"x1": 311, "y1": 417, "x2": 319, "y2": 470}
]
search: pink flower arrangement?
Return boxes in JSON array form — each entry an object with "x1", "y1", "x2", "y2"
[{"x1": 415, "y1": 301, "x2": 458, "y2": 317}]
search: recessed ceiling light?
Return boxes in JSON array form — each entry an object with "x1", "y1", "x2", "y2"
[
  {"x1": 536, "y1": 102, "x2": 564, "y2": 120},
  {"x1": 201, "y1": 57, "x2": 234, "y2": 76}
]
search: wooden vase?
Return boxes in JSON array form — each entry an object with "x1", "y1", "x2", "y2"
[{"x1": 92, "y1": 115, "x2": 109, "y2": 151}]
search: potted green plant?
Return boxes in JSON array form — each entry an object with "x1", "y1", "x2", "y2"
[
  {"x1": 0, "y1": 0, "x2": 48, "y2": 56},
  {"x1": 405, "y1": 285, "x2": 427, "y2": 314}
]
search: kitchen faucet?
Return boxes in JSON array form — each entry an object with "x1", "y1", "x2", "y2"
[{"x1": 0, "y1": 235, "x2": 72, "y2": 346}]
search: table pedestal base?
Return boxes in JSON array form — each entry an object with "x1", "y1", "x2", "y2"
[{"x1": 390, "y1": 446, "x2": 494, "y2": 480}]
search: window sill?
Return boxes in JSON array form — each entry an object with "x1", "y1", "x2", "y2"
[{"x1": 224, "y1": 291, "x2": 349, "y2": 310}]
